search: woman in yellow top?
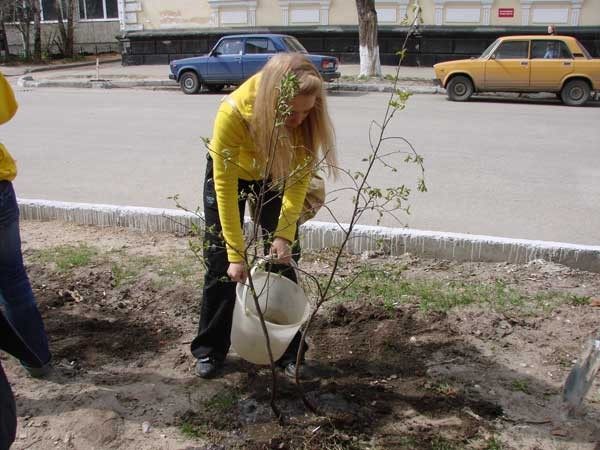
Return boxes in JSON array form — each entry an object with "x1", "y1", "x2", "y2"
[{"x1": 191, "y1": 53, "x2": 337, "y2": 378}]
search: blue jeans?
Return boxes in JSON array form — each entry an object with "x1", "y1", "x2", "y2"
[{"x1": 0, "y1": 181, "x2": 51, "y2": 368}]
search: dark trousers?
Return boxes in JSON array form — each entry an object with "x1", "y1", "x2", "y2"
[
  {"x1": 190, "y1": 157, "x2": 305, "y2": 364},
  {"x1": 0, "y1": 181, "x2": 51, "y2": 369},
  {"x1": 0, "y1": 310, "x2": 34, "y2": 450},
  {"x1": 0, "y1": 359, "x2": 16, "y2": 450}
]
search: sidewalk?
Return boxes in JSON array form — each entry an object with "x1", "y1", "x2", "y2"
[{"x1": 2, "y1": 58, "x2": 441, "y2": 94}]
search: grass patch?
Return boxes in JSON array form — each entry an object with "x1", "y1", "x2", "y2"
[
  {"x1": 329, "y1": 266, "x2": 579, "y2": 314},
  {"x1": 31, "y1": 243, "x2": 98, "y2": 271},
  {"x1": 483, "y1": 436, "x2": 504, "y2": 450},
  {"x1": 179, "y1": 421, "x2": 205, "y2": 439},
  {"x1": 510, "y1": 379, "x2": 529, "y2": 394},
  {"x1": 430, "y1": 435, "x2": 460, "y2": 450}
]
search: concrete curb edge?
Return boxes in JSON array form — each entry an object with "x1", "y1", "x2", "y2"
[
  {"x1": 16, "y1": 76, "x2": 440, "y2": 94},
  {"x1": 18, "y1": 198, "x2": 600, "y2": 273}
]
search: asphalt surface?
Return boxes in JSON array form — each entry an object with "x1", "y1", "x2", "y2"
[{"x1": 3, "y1": 81, "x2": 599, "y2": 246}]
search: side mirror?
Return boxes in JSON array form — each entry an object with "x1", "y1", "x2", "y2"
[{"x1": 490, "y1": 53, "x2": 496, "y2": 60}]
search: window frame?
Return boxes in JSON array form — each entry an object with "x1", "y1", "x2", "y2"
[
  {"x1": 530, "y1": 39, "x2": 573, "y2": 60},
  {"x1": 492, "y1": 40, "x2": 530, "y2": 60},
  {"x1": 78, "y1": 0, "x2": 119, "y2": 22}
]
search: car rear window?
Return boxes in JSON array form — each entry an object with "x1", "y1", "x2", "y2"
[
  {"x1": 494, "y1": 41, "x2": 529, "y2": 59},
  {"x1": 575, "y1": 40, "x2": 592, "y2": 59},
  {"x1": 283, "y1": 36, "x2": 308, "y2": 54}
]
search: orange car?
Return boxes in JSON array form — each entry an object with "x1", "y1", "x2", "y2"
[{"x1": 434, "y1": 35, "x2": 600, "y2": 106}]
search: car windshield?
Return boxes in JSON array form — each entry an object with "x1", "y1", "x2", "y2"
[
  {"x1": 479, "y1": 39, "x2": 500, "y2": 59},
  {"x1": 283, "y1": 36, "x2": 308, "y2": 54}
]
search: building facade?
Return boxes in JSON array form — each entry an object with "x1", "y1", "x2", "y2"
[
  {"x1": 123, "y1": 0, "x2": 600, "y2": 30},
  {"x1": 3, "y1": 0, "x2": 600, "y2": 62}
]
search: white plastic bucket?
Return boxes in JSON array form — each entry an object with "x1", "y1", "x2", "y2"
[{"x1": 230, "y1": 264, "x2": 310, "y2": 365}]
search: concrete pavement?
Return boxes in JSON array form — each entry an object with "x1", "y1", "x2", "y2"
[{"x1": 2, "y1": 57, "x2": 439, "y2": 94}]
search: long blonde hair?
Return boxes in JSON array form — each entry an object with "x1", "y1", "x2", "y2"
[{"x1": 250, "y1": 53, "x2": 337, "y2": 181}]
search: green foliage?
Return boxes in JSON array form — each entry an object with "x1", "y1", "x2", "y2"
[
  {"x1": 31, "y1": 243, "x2": 98, "y2": 271},
  {"x1": 430, "y1": 436, "x2": 459, "y2": 450},
  {"x1": 179, "y1": 421, "x2": 205, "y2": 439},
  {"x1": 568, "y1": 294, "x2": 590, "y2": 306},
  {"x1": 483, "y1": 436, "x2": 504, "y2": 450},
  {"x1": 510, "y1": 379, "x2": 529, "y2": 394},
  {"x1": 205, "y1": 388, "x2": 239, "y2": 413}
]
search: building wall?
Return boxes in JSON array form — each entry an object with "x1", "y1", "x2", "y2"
[{"x1": 124, "y1": 0, "x2": 599, "y2": 30}]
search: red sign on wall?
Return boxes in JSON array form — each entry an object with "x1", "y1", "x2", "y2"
[{"x1": 498, "y1": 8, "x2": 515, "y2": 18}]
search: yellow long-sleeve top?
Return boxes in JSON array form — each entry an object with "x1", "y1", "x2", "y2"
[
  {"x1": 210, "y1": 73, "x2": 311, "y2": 263},
  {"x1": 0, "y1": 73, "x2": 18, "y2": 181}
]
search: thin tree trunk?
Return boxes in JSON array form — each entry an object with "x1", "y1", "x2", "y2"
[
  {"x1": 355, "y1": 0, "x2": 381, "y2": 77},
  {"x1": 33, "y1": 0, "x2": 41, "y2": 62},
  {"x1": 66, "y1": 0, "x2": 74, "y2": 57},
  {"x1": 55, "y1": 0, "x2": 74, "y2": 57},
  {"x1": 0, "y1": 12, "x2": 10, "y2": 58}
]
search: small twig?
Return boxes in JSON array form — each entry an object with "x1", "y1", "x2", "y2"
[
  {"x1": 501, "y1": 415, "x2": 553, "y2": 425},
  {"x1": 425, "y1": 357, "x2": 459, "y2": 367},
  {"x1": 21, "y1": 438, "x2": 43, "y2": 449}
]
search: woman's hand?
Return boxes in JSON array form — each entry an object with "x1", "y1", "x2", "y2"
[
  {"x1": 270, "y1": 237, "x2": 292, "y2": 264},
  {"x1": 227, "y1": 262, "x2": 247, "y2": 283}
]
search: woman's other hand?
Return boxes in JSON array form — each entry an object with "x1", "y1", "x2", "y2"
[
  {"x1": 227, "y1": 262, "x2": 247, "y2": 283},
  {"x1": 270, "y1": 237, "x2": 292, "y2": 264}
]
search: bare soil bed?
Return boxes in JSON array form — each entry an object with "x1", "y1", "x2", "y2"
[{"x1": 3, "y1": 220, "x2": 600, "y2": 450}]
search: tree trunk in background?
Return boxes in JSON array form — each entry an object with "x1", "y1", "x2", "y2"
[
  {"x1": 355, "y1": 0, "x2": 381, "y2": 77},
  {"x1": 0, "y1": 12, "x2": 10, "y2": 58},
  {"x1": 55, "y1": 0, "x2": 75, "y2": 57},
  {"x1": 33, "y1": 0, "x2": 41, "y2": 62}
]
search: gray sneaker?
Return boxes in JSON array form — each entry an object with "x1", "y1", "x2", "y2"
[{"x1": 282, "y1": 361, "x2": 319, "y2": 381}]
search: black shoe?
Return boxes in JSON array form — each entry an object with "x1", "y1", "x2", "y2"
[
  {"x1": 21, "y1": 359, "x2": 53, "y2": 379},
  {"x1": 195, "y1": 357, "x2": 222, "y2": 379}
]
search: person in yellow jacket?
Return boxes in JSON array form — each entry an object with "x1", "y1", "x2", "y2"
[
  {"x1": 0, "y1": 72, "x2": 52, "y2": 379},
  {"x1": 191, "y1": 53, "x2": 338, "y2": 378}
]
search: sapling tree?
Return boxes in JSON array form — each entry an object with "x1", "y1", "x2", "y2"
[{"x1": 174, "y1": 4, "x2": 426, "y2": 421}]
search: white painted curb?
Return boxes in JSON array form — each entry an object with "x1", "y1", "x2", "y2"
[{"x1": 18, "y1": 198, "x2": 600, "y2": 273}]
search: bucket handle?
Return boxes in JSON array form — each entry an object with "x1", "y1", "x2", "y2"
[{"x1": 241, "y1": 258, "x2": 299, "y2": 316}]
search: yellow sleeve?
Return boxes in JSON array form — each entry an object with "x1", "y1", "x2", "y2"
[
  {"x1": 209, "y1": 103, "x2": 249, "y2": 263},
  {"x1": 275, "y1": 152, "x2": 312, "y2": 243},
  {"x1": 0, "y1": 73, "x2": 18, "y2": 125}
]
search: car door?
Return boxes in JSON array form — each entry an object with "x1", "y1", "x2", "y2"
[
  {"x1": 242, "y1": 37, "x2": 277, "y2": 79},
  {"x1": 484, "y1": 40, "x2": 530, "y2": 90},
  {"x1": 205, "y1": 37, "x2": 244, "y2": 82},
  {"x1": 529, "y1": 40, "x2": 574, "y2": 91}
]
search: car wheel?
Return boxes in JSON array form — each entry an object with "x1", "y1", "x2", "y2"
[
  {"x1": 560, "y1": 79, "x2": 590, "y2": 106},
  {"x1": 446, "y1": 76, "x2": 474, "y2": 102},
  {"x1": 206, "y1": 84, "x2": 225, "y2": 93},
  {"x1": 180, "y1": 72, "x2": 200, "y2": 95}
]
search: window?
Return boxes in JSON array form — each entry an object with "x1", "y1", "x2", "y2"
[
  {"x1": 79, "y1": 0, "x2": 119, "y2": 20},
  {"x1": 494, "y1": 41, "x2": 529, "y2": 59},
  {"x1": 41, "y1": 0, "x2": 63, "y2": 21},
  {"x1": 215, "y1": 38, "x2": 243, "y2": 55},
  {"x1": 531, "y1": 40, "x2": 572, "y2": 59},
  {"x1": 245, "y1": 38, "x2": 276, "y2": 54}
]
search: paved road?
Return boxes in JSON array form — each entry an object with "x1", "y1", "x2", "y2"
[{"x1": 4, "y1": 86, "x2": 599, "y2": 245}]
